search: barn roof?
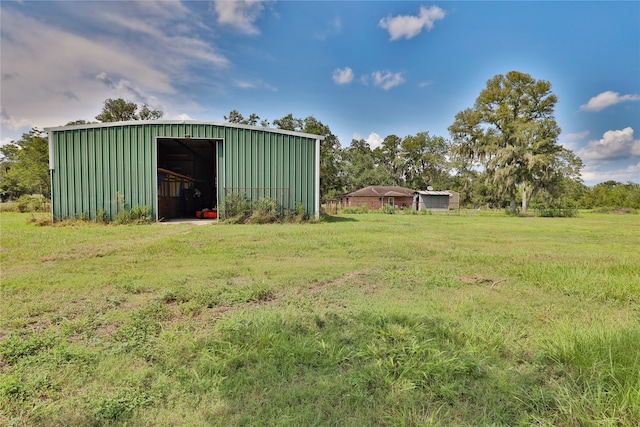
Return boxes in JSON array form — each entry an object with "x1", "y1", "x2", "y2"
[
  {"x1": 346, "y1": 186, "x2": 415, "y2": 197},
  {"x1": 44, "y1": 120, "x2": 326, "y2": 140}
]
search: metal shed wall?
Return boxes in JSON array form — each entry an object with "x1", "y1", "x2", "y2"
[
  {"x1": 48, "y1": 122, "x2": 320, "y2": 221},
  {"x1": 415, "y1": 194, "x2": 450, "y2": 211}
]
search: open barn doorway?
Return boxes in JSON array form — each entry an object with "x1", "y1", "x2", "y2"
[{"x1": 157, "y1": 138, "x2": 220, "y2": 220}]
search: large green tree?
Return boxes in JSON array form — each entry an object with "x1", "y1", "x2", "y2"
[
  {"x1": 449, "y1": 71, "x2": 582, "y2": 212},
  {"x1": 95, "y1": 98, "x2": 163, "y2": 122},
  {"x1": 400, "y1": 132, "x2": 450, "y2": 190},
  {"x1": 373, "y1": 135, "x2": 403, "y2": 186},
  {"x1": 342, "y1": 139, "x2": 391, "y2": 192},
  {"x1": 0, "y1": 128, "x2": 50, "y2": 199}
]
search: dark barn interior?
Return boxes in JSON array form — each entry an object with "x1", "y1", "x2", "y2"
[{"x1": 157, "y1": 138, "x2": 219, "y2": 220}]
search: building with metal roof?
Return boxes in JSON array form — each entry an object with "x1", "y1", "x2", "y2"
[
  {"x1": 413, "y1": 190, "x2": 460, "y2": 211},
  {"x1": 45, "y1": 120, "x2": 323, "y2": 221}
]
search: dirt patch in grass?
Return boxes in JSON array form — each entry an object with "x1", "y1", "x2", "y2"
[
  {"x1": 459, "y1": 275, "x2": 508, "y2": 288},
  {"x1": 306, "y1": 272, "x2": 364, "y2": 294}
]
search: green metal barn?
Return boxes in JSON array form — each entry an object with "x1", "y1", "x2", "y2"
[{"x1": 45, "y1": 121, "x2": 323, "y2": 221}]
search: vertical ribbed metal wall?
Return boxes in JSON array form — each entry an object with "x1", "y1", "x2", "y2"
[{"x1": 49, "y1": 122, "x2": 319, "y2": 220}]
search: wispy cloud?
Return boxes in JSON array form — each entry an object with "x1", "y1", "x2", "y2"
[
  {"x1": 316, "y1": 15, "x2": 342, "y2": 40},
  {"x1": 561, "y1": 130, "x2": 590, "y2": 150},
  {"x1": 234, "y1": 79, "x2": 277, "y2": 92},
  {"x1": 371, "y1": 71, "x2": 405, "y2": 90},
  {"x1": 379, "y1": 5, "x2": 446, "y2": 41},
  {"x1": 333, "y1": 67, "x2": 354, "y2": 85},
  {"x1": 577, "y1": 127, "x2": 640, "y2": 161},
  {"x1": 0, "y1": 4, "x2": 230, "y2": 139},
  {"x1": 212, "y1": 0, "x2": 267, "y2": 35},
  {"x1": 0, "y1": 106, "x2": 31, "y2": 131},
  {"x1": 580, "y1": 91, "x2": 640, "y2": 112},
  {"x1": 100, "y1": 11, "x2": 229, "y2": 68},
  {"x1": 564, "y1": 130, "x2": 590, "y2": 141}
]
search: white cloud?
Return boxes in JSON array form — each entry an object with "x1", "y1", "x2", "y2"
[
  {"x1": 418, "y1": 81, "x2": 433, "y2": 88},
  {"x1": 371, "y1": 71, "x2": 405, "y2": 90},
  {"x1": 581, "y1": 162, "x2": 640, "y2": 184},
  {"x1": 333, "y1": 67, "x2": 354, "y2": 85},
  {"x1": 365, "y1": 132, "x2": 383, "y2": 150},
  {"x1": 379, "y1": 5, "x2": 446, "y2": 41},
  {"x1": 578, "y1": 127, "x2": 640, "y2": 161},
  {"x1": 580, "y1": 91, "x2": 640, "y2": 112},
  {"x1": 213, "y1": 0, "x2": 266, "y2": 35},
  {"x1": 176, "y1": 114, "x2": 194, "y2": 121}
]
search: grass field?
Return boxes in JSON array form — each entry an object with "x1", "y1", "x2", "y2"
[{"x1": 1, "y1": 211, "x2": 639, "y2": 426}]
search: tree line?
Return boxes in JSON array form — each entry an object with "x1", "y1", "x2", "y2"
[{"x1": 2, "y1": 72, "x2": 639, "y2": 211}]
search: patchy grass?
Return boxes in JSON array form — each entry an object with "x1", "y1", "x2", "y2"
[{"x1": 1, "y1": 212, "x2": 639, "y2": 426}]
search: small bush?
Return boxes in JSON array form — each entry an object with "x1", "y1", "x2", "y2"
[
  {"x1": 115, "y1": 205, "x2": 152, "y2": 224},
  {"x1": 247, "y1": 198, "x2": 281, "y2": 224},
  {"x1": 16, "y1": 195, "x2": 31, "y2": 212},
  {"x1": 8, "y1": 196, "x2": 50, "y2": 213},
  {"x1": 285, "y1": 201, "x2": 308, "y2": 223},
  {"x1": 223, "y1": 192, "x2": 251, "y2": 220},
  {"x1": 95, "y1": 209, "x2": 109, "y2": 224},
  {"x1": 0, "y1": 202, "x2": 19, "y2": 212},
  {"x1": 536, "y1": 207, "x2": 578, "y2": 217},
  {"x1": 379, "y1": 205, "x2": 396, "y2": 215},
  {"x1": 340, "y1": 206, "x2": 369, "y2": 214}
]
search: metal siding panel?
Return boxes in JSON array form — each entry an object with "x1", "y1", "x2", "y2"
[
  {"x1": 102, "y1": 128, "x2": 113, "y2": 218},
  {"x1": 123, "y1": 128, "x2": 131, "y2": 209},
  {"x1": 87, "y1": 129, "x2": 96, "y2": 217},
  {"x1": 95, "y1": 130, "x2": 105, "y2": 218},
  {"x1": 73, "y1": 131, "x2": 82, "y2": 216},
  {"x1": 238, "y1": 128, "x2": 246, "y2": 188},
  {"x1": 127, "y1": 127, "x2": 136, "y2": 206},
  {"x1": 283, "y1": 135, "x2": 291, "y2": 205},
  {"x1": 110, "y1": 127, "x2": 119, "y2": 218}
]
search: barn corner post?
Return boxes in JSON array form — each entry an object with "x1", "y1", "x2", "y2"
[
  {"x1": 48, "y1": 131, "x2": 55, "y2": 221},
  {"x1": 315, "y1": 137, "x2": 320, "y2": 219}
]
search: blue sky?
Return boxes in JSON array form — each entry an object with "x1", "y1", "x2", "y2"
[{"x1": 1, "y1": 1, "x2": 639, "y2": 185}]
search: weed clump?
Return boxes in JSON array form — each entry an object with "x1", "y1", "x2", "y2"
[{"x1": 222, "y1": 192, "x2": 310, "y2": 224}]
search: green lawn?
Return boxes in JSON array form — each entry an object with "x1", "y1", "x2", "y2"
[{"x1": 1, "y1": 211, "x2": 639, "y2": 426}]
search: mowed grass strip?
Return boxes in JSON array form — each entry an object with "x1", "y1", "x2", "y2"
[{"x1": 1, "y1": 211, "x2": 639, "y2": 426}]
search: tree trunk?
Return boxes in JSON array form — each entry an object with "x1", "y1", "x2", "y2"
[
  {"x1": 522, "y1": 186, "x2": 528, "y2": 212},
  {"x1": 510, "y1": 195, "x2": 516, "y2": 212}
]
